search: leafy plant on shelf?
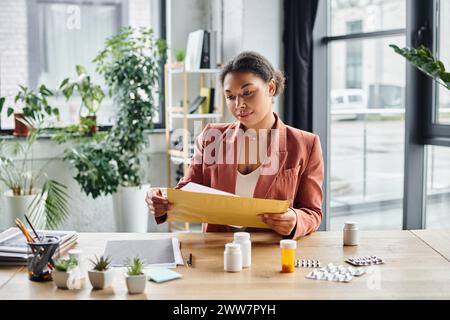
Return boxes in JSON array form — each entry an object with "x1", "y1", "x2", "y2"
[
  {"x1": 126, "y1": 256, "x2": 145, "y2": 276},
  {"x1": 59, "y1": 64, "x2": 105, "y2": 135},
  {"x1": 390, "y1": 44, "x2": 450, "y2": 90},
  {"x1": 0, "y1": 88, "x2": 70, "y2": 230},
  {"x1": 65, "y1": 26, "x2": 167, "y2": 198},
  {"x1": 54, "y1": 257, "x2": 78, "y2": 272},
  {"x1": 0, "y1": 85, "x2": 60, "y2": 129},
  {"x1": 89, "y1": 255, "x2": 112, "y2": 271}
]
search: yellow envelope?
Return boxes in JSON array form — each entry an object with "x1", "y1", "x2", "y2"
[{"x1": 167, "y1": 188, "x2": 290, "y2": 228}]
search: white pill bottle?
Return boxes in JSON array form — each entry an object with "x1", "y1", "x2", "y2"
[
  {"x1": 233, "y1": 232, "x2": 251, "y2": 268},
  {"x1": 224, "y1": 243, "x2": 242, "y2": 272},
  {"x1": 343, "y1": 221, "x2": 359, "y2": 246}
]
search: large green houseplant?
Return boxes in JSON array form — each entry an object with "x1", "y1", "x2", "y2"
[
  {"x1": 0, "y1": 88, "x2": 70, "y2": 229},
  {"x1": 65, "y1": 27, "x2": 166, "y2": 231}
]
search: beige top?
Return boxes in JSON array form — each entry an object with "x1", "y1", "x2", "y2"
[{"x1": 235, "y1": 167, "x2": 261, "y2": 198}]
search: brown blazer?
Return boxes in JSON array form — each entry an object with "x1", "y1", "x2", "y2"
[{"x1": 156, "y1": 112, "x2": 324, "y2": 239}]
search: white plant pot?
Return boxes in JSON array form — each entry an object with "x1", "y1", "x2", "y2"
[
  {"x1": 3, "y1": 190, "x2": 46, "y2": 229},
  {"x1": 125, "y1": 273, "x2": 147, "y2": 294},
  {"x1": 88, "y1": 269, "x2": 115, "y2": 289},
  {"x1": 112, "y1": 184, "x2": 150, "y2": 232},
  {"x1": 53, "y1": 269, "x2": 79, "y2": 289}
]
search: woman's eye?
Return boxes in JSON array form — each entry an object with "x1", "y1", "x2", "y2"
[
  {"x1": 226, "y1": 95, "x2": 235, "y2": 100},
  {"x1": 243, "y1": 91, "x2": 252, "y2": 96}
]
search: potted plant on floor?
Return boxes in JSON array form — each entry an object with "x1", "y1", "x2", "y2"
[
  {"x1": 0, "y1": 93, "x2": 70, "y2": 230},
  {"x1": 53, "y1": 256, "x2": 79, "y2": 289},
  {"x1": 65, "y1": 27, "x2": 167, "y2": 232},
  {"x1": 88, "y1": 255, "x2": 114, "y2": 289},
  {"x1": 59, "y1": 65, "x2": 105, "y2": 135},
  {"x1": 125, "y1": 256, "x2": 146, "y2": 294}
]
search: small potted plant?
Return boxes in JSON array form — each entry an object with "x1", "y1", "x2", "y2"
[
  {"x1": 0, "y1": 84, "x2": 59, "y2": 137},
  {"x1": 125, "y1": 256, "x2": 146, "y2": 294},
  {"x1": 88, "y1": 255, "x2": 114, "y2": 289},
  {"x1": 53, "y1": 257, "x2": 78, "y2": 289},
  {"x1": 59, "y1": 65, "x2": 105, "y2": 134}
]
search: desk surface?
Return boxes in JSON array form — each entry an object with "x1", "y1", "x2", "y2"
[{"x1": 0, "y1": 230, "x2": 449, "y2": 300}]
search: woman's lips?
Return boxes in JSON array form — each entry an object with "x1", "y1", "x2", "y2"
[{"x1": 237, "y1": 111, "x2": 253, "y2": 119}]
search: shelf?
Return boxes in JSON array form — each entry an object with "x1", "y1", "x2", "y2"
[
  {"x1": 169, "y1": 68, "x2": 222, "y2": 74},
  {"x1": 168, "y1": 149, "x2": 186, "y2": 157},
  {"x1": 170, "y1": 155, "x2": 191, "y2": 165},
  {"x1": 170, "y1": 113, "x2": 222, "y2": 119}
]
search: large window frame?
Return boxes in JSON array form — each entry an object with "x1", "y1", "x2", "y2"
[
  {"x1": 313, "y1": 0, "x2": 449, "y2": 231},
  {"x1": 0, "y1": 0, "x2": 167, "y2": 133}
]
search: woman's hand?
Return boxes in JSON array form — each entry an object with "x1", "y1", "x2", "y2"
[
  {"x1": 145, "y1": 188, "x2": 173, "y2": 218},
  {"x1": 259, "y1": 209, "x2": 297, "y2": 236}
]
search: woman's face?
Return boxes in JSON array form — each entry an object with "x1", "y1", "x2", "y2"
[{"x1": 223, "y1": 71, "x2": 276, "y2": 128}]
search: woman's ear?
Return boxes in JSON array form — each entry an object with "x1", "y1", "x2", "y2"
[{"x1": 268, "y1": 79, "x2": 277, "y2": 97}]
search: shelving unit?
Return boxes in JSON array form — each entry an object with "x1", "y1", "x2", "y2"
[{"x1": 164, "y1": 63, "x2": 224, "y2": 231}]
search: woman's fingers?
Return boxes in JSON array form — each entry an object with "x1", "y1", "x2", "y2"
[{"x1": 146, "y1": 187, "x2": 174, "y2": 218}]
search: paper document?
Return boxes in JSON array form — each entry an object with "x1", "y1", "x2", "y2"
[
  {"x1": 180, "y1": 182, "x2": 238, "y2": 196},
  {"x1": 167, "y1": 183, "x2": 290, "y2": 228},
  {"x1": 104, "y1": 238, "x2": 183, "y2": 268}
]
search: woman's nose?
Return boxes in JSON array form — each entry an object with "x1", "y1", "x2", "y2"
[{"x1": 236, "y1": 96, "x2": 245, "y2": 109}]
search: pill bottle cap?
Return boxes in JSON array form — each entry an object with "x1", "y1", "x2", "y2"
[
  {"x1": 280, "y1": 239, "x2": 297, "y2": 249},
  {"x1": 234, "y1": 232, "x2": 250, "y2": 242},
  {"x1": 344, "y1": 222, "x2": 358, "y2": 229},
  {"x1": 225, "y1": 243, "x2": 241, "y2": 253}
]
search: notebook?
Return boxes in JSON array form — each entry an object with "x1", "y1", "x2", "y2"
[{"x1": 146, "y1": 268, "x2": 183, "y2": 283}]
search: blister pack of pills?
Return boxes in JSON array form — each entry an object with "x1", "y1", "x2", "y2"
[
  {"x1": 295, "y1": 259, "x2": 321, "y2": 268},
  {"x1": 305, "y1": 263, "x2": 365, "y2": 283},
  {"x1": 345, "y1": 255, "x2": 384, "y2": 266}
]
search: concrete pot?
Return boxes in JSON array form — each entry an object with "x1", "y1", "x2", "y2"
[
  {"x1": 112, "y1": 184, "x2": 150, "y2": 232},
  {"x1": 88, "y1": 269, "x2": 115, "y2": 289},
  {"x1": 125, "y1": 273, "x2": 147, "y2": 294},
  {"x1": 3, "y1": 189, "x2": 46, "y2": 229},
  {"x1": 53, "y1": 269, "x2": 80, "y2": 289}
]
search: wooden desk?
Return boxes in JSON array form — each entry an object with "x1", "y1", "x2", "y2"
[
  {"x1": 0, "y1": 230, "x2": 449, "y2": 299},
  {"x1": 411, "y1": 229, "x2": 450, "y2": 262}
]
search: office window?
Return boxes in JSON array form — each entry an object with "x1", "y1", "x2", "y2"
[
  {"x1": 328, "y1": 0, "x2": 406, "y2": 230},
  {"x1": 436, "y1": 0, "x2": 450, "y2": 125},
  {"x1": 346, "y1": 20, "x2": 363, "y2": 88},
  {"x1": 425, "y1": 146, "x2": 450, "y2": 228},
  {"x1": 0, "y1": 0, "x2": 165, "y2": 131},
  {"x1": 330, "y1": 0, "x2": 406, "y2": 36},
  {"x1": 34, "y1": 1, "x2": 122, "y2": 128}
]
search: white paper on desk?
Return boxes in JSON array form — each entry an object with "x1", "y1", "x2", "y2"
[
  {"x1": 104, "y1": 238, "x2": 183, "y2": 268},
  {"x1": 180, "y1": 182, "x2": 239, "y2": 197}
]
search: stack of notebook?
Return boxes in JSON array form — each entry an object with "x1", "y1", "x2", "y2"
[{"x1": 0, "y1": 227, "x2": 78, "y2": 266}]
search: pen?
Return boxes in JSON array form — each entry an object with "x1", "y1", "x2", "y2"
[{"x1": 24, "y1": 214, "x2": 41, "y2": 243}]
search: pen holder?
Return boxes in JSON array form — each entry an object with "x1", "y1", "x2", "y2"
[{"x1": 27, "y1": 235, "x2": 61, "y2": 282}]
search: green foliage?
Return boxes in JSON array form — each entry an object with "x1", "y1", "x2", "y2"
[
  {"x1": 13, "y1": 85, "x2": 60, "y2": 123},
  {"x1": 126, "y1": 256, "x2": 145, "y2": 276},
  {"x1": 66, "y1": 27, "x2": 166, "y2": 198},
  {"x1": 29, "y1": 179, "x2": 70, "y2": 230},
  {"x1": 0, "y1": 129, "x2": 70, "y2": 229},
  {"x1": 54, "y1": 257, "x2": 78, "y2": 272},
  {"x1": 60, "y1": 65, "x2": 105, "y2": 116},
  {"x1": 390, "y1": 44, "x2": 450, "y2": 90},
  {"x1": 89, "y1": 255, "x2": 111, "y2": 271},
  {"x1": 174, "y1": 48, "x2": 186, "y2": 62}
]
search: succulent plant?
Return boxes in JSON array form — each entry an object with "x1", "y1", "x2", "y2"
[
  {"x1": 89, "y1": 255, "x2": 111, "y2": 272},
  {"x1": 126, "y1": 256, "x2": 145, "y2": 276},
  {"x1": 54, "y1": 257, "x2": 78, "y2": 272}
]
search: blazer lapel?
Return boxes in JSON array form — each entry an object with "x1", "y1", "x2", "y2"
[{"x1": 253, "y1": 113, "x2": 288, "y2": 199}]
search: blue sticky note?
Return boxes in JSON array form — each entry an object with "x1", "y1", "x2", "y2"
[{"x1": 146, "y1": 268, "x2": 183, "y2": 283}]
